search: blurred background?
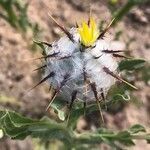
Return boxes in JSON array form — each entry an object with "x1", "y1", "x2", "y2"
[{"x1": 0, "y1": 0, "x2": 149, "y2": 149}]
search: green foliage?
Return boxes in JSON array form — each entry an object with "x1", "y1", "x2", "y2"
[
  {"x1": 51, "y1": 98, "x2": 66, "y2": 121},
  {"x1": 141, "y1": 64, "x2": 150, "y2": 84},
  {"x1": 118, "y1": 58, "x2": 149, "y2": 87},
  {"x1": 51, "y1": 96, "x2": 132, "y2": 130},
  {"x1": 0, "y1": 110, "x2": 150, "y2": 149},
  {"x1": 118, "y1": 59, "x2": 146, "y2": 71},
  {"x1": 33, "y1": 40, "x2": 47, "y2": 55},
  {"x1": 108, "y1": 0, "x2": 148, "y2": 25},
  {"x1": 0, "y1": 0, "x2": 42, "y2": 51},
  {"x1": 0, "y1": 1, "x2": 149, "y2": 149},
  {"x1": 129, "y1": 124, "x2": 146, "y2": 134},
  {"x1": 32, "y1": 139, "x2": 65, "y2": 150},
  {"x1": 0, "y1": 0, "x2": 30, "y2": 31}
]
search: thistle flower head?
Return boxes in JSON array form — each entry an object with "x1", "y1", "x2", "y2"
[
  {"x1": 78, "y1": 17, "x2": 99, "y2": 47},
  {"x1": 33, "y1": 15, "x2": 137, "y2": 116}
]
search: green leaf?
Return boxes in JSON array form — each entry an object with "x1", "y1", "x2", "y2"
[
  {"x1": 117, "y1": 131, "x2": 131, "y2": 138},
  {"x1": 3, "y1": 114, "x2": 29, "y2": 138},
  {"x1": 0, "y1": 0, "x2": 30, "y2": 31},
  {"x1": 8, "y1": 111, "x2": 36, "y2": 127},
  {"x1": 33, "y1": 40, "x2": 45, "y2": 50},
  {"x1": 129, "y1": 124, "x2": 146, "y2": 134},
  {"x1": 141, "y1": 64, "x2": 150, "y2": 84},
  {"x1": 112, "y1": 0, "x2": 148, "y2": 25},
  {"x1": 1, "y1": 110, "x2": 150, "y2": 149},
  {"x1": 119, "y1": 138, "x2": 135, "y2": 146},
  {"x1": 118, "y1": 59, "x2": 146, "y2": 71},
  {"x1": 115, "y1": 131, "x2": 135, "y2": 146},
  {"x1": 112, "y1": 93, "x2": 130, "y2": 101},
  {"x1": 67, "y1": 106, "x2": 84, "y2": 129},
  {"x1": 67, "y1": 101, "x2": 103, "y2": 129},
  {"x1": 51, "y1": 98, "x2": 66, "y2": 121},
  {"x1": 0, "y1": 110, "x2": 73, "y2": 147},
  {"x1": 97, "y1": 128, "x2": 114, "y2": 134},
  {"x1": 0, "y1": 110, "x2": 6, "y2": 119},
  {"x1": 0, "y1": 110, "x2": 8, "y2": 128}
]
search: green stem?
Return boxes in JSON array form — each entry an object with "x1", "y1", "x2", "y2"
[
  {"x1": 112, "y1": 0, "x2": 147, "y2": 26},
  {"x1": 73, "y1": 132, "x2": 150, "y2": 145},
  {"x1": 131, "y1": 134, "x2": 150, "y2": 140}
]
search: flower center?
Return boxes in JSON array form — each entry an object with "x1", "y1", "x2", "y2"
[{"x1": 78, "y1": 17, "x2": 99, "y2": 47}]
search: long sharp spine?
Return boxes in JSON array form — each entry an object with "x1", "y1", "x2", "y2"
[
  {"x1": 31, "y1": 72, "x2": 55, "y2": 90},
  {"x1": 102, "y1": 50, "x2": 125, "y2": 53},
  {"x1": 90, "y1": 82, "x2": 105, "y2": 125},
  {"x1": 67, "y1": 90, "x2": 78, "y2": 125},
  {"x1": 103, "y1": 67, "x2": 138, "y2": 90},
  {"x1": 100, "y1": 88, "x2": 107, "y2": 110},
  {"x1": 36, "y1": 52, "x2": 60, "y2": 60},
  {"x1": 33, "y1": 65, "x2": 47, "y2": 71},
  {"x1": 41, "y1": 41, "x2": 52, "y2": 47},
  {"x1": 48, "y1": 13, "x2": 74, "y2": 43},
  {"x1": 112, "y1": 53, "x2": 130, "y2": 59},
  {"x1": 98, "y1": 18, "x2": 115, "y2": 39},
  {"x1": 46, "y1": 90, "x2": 58, "y2": 111},
  {"x1": 46, "y1": 74, "x2": 70, "y2": 111}
]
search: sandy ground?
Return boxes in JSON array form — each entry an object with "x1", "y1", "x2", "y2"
[{"x1": 0, "y1": 0, "x2": 150, "y2": 149}]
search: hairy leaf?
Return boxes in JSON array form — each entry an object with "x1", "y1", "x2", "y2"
[
  {"x1": 119, "y1": 59, "x2": 146, "y2": 71},
  {"x1": 129, "y1": 124, "x2": 146, "y2": 134}
]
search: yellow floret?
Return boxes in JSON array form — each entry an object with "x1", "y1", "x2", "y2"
[{"x1": 78, "y1": 18, "x2": 99, "y2": 47}]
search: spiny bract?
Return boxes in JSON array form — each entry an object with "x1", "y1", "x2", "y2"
[{"x1": 36, "y1": 17, "x2": 136, "y2": 109}]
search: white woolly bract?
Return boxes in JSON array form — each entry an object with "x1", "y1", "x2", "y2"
[{"x1": 43, "y1": 28, "x2": 118, "y2": 102}]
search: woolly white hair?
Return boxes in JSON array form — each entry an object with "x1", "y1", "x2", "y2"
[
  {"x1": 32, "y1": 15, "x2": 137, "y2": 123},
  {"x1": 42, "y1": 28, "x2": 118, "y2": 102}
]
